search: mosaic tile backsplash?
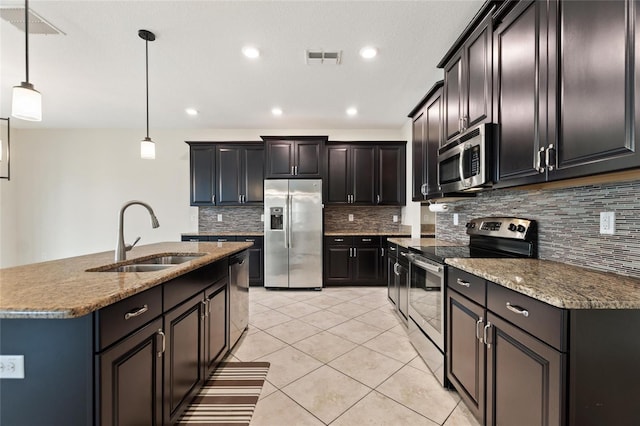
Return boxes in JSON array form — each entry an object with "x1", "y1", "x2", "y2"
[
  {"x1": 435, "y1": 180, "x2": 640, "y2": 278},
  {"x1": 324, "y1": 206, "x2": 407, "y2": 233},
  {"x1": 199, "y1": 206, "x2": 264, "y2": 233}
]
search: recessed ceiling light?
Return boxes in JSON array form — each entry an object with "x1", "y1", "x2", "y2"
[
  {"x1": 346, "y1": 107, "x2": 358, "y2": 116},
  {"x1": 185, "y1": 108, "x2": 198, "y2": 116},
  {"x1": 242, "y1": 46, "x2": 260, "y2": 59},
  {"x1": 359, "y1": 46, "x2": 378, "y2": 59},
  {"x1": 271, "y1": 107, "x2": 283, "y2": 116}
]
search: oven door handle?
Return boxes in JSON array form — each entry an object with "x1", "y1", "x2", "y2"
[
  {"x1": 458, "y1": 145, "x2": 466, "y2": 187},
  {"x1": 406, "y1": 254, "x2": 442, "y2": 274}
]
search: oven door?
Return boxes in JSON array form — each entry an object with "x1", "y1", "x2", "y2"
[{"x1": 407, "y1": 254, "x2": 444, "y2": 351}]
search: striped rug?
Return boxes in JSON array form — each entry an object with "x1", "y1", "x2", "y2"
[{"x1": 177, "y1": 362, "x2": 270, "y2": 425}]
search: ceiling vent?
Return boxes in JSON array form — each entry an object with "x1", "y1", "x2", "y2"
[
  {"x1": 0, "y1": 7, "x2": 65, "y2": 35},
  {"x1": 305, "y1": 49, "x2": 342, "y2": 65}
]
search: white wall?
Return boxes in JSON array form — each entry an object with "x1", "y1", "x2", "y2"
[
  {"x1": 0, "y1": 127, "x2": 403, "y2": 267},
  {"x1": 399, "y1": 119, "x2": 422, "y2": 238}
]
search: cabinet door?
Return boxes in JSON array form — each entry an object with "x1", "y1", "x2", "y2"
[
  {"x1": 204, "y1": 285, "x2": 227, "y2": 374},
  {"x1": 425, "y1": 89, "x2": 444, "y2": 196},
  {"x1": 190, "y1": 144, "x2": 216, "y2": 205},
  {"x1": 494, "y1": 0, "x2": 548, "y2": 188},
  {"x1": 447, "y1": 290, "x2": 486, "y2": 423},
  {"x1": 326, "y1": 145, "x2": 350, "y2": 203},
  {"x1": 324, "y1": 245, "x2": 352, "y2": 285},
  {"x1": 351, "y1": 145, "x2": 376, "y2": 204},
  {"x1": 243, "y1": 146, "x2": 265, "y2": 204},
  {"x1": 295, "y1": 140, "x2": 323, "y2": 177},
  {"x1": 412, "y1": 110, "x2": 427, "y2": 201},
  {"x1": 352, "y1": 246, "x2": 381, "y2": 285},
  {"x1": 266, "y1": 141, "x2": 294, "y2": 178},
  {"x1": 444, "y1": 54, "x2": 464, "y2": 141},
  {"x1": 387, "y1": 255, "x2": 398, "y2": 305},
  {"x1": 98, "y1": 318, "x2": 163, "y2": 426},
  {"x1": 217, "y1": 146, "x2": 243, "y2": 205},
  {"x1": 377, "y1": 145, "x2": 406, "y2": 205},
  {"x1": 486, "y1": 313, "x2": 564, "y2": 426},
  {"x1": 163, "y1": 294, "x2": 206, "y2": 424},
  {"x1": 465, "y1": 15, "x2": 492, "y2": 130},
  {"x1": 550, "y1": 0, "x2": 640, "y2": 179}
]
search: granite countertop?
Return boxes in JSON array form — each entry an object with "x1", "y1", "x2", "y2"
[
  {"x1": 387, "y1": 237, "x2": 457, "y2": 248},
  {"x1": 0, "y1": 241, "x2": 252, "y2": 319},
  {"x1": 182, "y1": 232, "x2": 264, "y2": 237},
  {"x1": 446, "y1": 258, "x2": 640, "y2": 310}
]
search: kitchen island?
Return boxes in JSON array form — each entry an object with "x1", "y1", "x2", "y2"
[{"x1": 0, "y1": 241, "x2": 251, "y2": 425}]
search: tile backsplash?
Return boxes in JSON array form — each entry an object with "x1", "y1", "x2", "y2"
[
  {"x1": 199, "y1": 206, "x2": 264, "y2": 233},
  {"x1": 435, "y1": 180, "x2": 640, "y2": 278},
  {"x1": 324, "y1": 206, "x2": 408, "y2": 233}
]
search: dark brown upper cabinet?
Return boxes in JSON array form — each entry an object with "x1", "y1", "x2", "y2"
[
  {"x1": 187, "y1": 143, "x2": 216, "y2": 206},
  {"x1": 262, "y1": 136, "x2": 325, "y2": 179},
  {"x1": 325, "y1": 142, "x2": 406, "y2": 206},
  {"x1": 409, "y1": 81, "x2": 444, "y2": 201},
  {"x1": 494, "y1": 0, "x2": 640, "y2": 189},
  {"x1": 441, "y1": 9, "x2": 494, "y2": 143},
  {"x1": 216, "y1": 144, "x2": 264, "y2": 205}
]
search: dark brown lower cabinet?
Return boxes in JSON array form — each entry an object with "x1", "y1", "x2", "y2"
[
  {"x1": 98, "y1": 318, "x2": 164, "y2": 426},
  {"x1": 447, "y1": 291, "x2": 485, "y2": 421},
  {"x1": 486, "y1": 312, "x2": 564, "y2": 426},
  {"x1": 324, "y1": 236, "x2": 386, "y2": 286},
  {"x1": 204, "y1": 285, "x2": 228, "y2": 374},
  {"x1": 163, "y1": 292, "x2": 207, "y2": 425}
]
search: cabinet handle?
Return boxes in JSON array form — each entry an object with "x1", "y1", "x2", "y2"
[
  {"x1": 506, "y1": 302, "x2": 529, "y2": 318},
  {"x1": 377, "y1": 194, "x2": 381, "y2": 204},
  {"x1": 421, "y1": 183, "x2": 427, "y2": 196},
  {"x1": 353, "y1": 247, "x2": 357, "y2": 257},
  {"x1": 459, "y1": 117, "x2": 463, "y2": 132},
  {"x1": 362, "y1": 238, "x2": 372, "y2": 242},
  {"x1": 124, "y1": 304, "x2": 148, "y2": 320},
  {"x1": 394, "y1": 262, "x2": 400, "y2": 276},
  {"x1": 546, "y1": 144, "x2": 556, "y2": 172},
  {"x1": 463, "y1": 116, "x2": 468, "y2": 131},
  {"x1": 291, "y1": 165, "x2": 295, "y2": 175},
  {"x1": 218, "y1": 239, "x2": 228, "y2": 242},
  {"x1": 476, "y1": 317, "x2": 484, "y2": 341},
  {"x1": 389, "y1": 246, "x2": 396, "y2": 251},
  {"x1": 157, "y1": 329, "x2": 165, "y2": 358},
  {"x1": 189, "y1": 238, "x2": 199, "y2": 242},
  {"x1": 381, "y1": 247, "x2": 385, "y2": 257},
  {"x1": 483, "y1": 322, "x2": 492, "y2": 349},
  {"x1": 537, "y1": 147, "x2": 546, "y2": 173},
  {"x1": 212, "y1": 194, "x2": 215, "y2": 204},
  {"x1": 456, "y1": 278, "x2": 471, "y2": 288},
  {"x1": 201, "y1": 300, "x2": 208, "y2": 320},
  {"x1": 245, "y1": 238, "x2": 255, "y2": 242},
  {"x1": 295, "y1": 165, "x2": 298, "y2": 175},
  {"x1": 349, "y1": 247, "x2": 353, "y2": 257},
  {"x1": 335, "y1": 238, "x2": 344, "y2": 242}
]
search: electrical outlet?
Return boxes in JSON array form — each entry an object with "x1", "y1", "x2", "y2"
[
  {"x1": 0, "y1": 355, "x2": 25, "y2": 379},
  {"x1": 348, "y1": 214, "x2": 354, "y2": 222},
  {"x1": 260, "y1": 214, "x2": 264, "y2": 222},
  {"x1": 600, "y1": 212, "x2": 615, "y2": 235},
  {"x1": 453, "y1": 213, "x2": 459, "y2": 226},
  {"x1": 393, "y1": 215, "x2": 399, "y2": 223},
  {"x1": 217, "y1": 214, "x2": 222, "y2": 222}
]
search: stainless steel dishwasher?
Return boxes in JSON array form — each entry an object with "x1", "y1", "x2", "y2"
[{"x1": 229, "y1": 250, "x2": 249, "y2": 348}]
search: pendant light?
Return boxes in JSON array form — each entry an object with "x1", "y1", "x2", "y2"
[
  {"x1": 12, "y1": 0, "x2": 42, "y2": 122},
  {"x1": 139, "y1": 29, "x2": 156, "y2": 160}
]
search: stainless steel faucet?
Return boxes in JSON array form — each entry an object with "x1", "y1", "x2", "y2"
[{"x1": 115, "y1": 200, "x2": 160, "y2": 262}]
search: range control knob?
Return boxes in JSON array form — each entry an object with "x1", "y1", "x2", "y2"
[
  {"x1": 517, "y1": 224, "x2": 526, "y2": 233},
  {"x1": 508, "y1": 223, "x2": 517, "y2": 232}
]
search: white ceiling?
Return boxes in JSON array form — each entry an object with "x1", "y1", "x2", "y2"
[{"x1": 0, "y1": 0, "x2": 483, "y2": 130}]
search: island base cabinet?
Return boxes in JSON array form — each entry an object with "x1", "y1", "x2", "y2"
[
  {"x1": 164, "y1": 292, "x2": 207, "y2": 425},
  {"x1": 205, "y1": 284, "x2": 228, "y2": 374},
  {"x1": 97, "y1": 317, "x2": 163, "y2": 426},
  {"x1": 485, "y1": 313, "x2": 565, "y2": 426}
]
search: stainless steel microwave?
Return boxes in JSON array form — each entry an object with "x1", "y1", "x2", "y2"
[{"x1": 437, "y1": 123, "x2": 497, "y2": 193}]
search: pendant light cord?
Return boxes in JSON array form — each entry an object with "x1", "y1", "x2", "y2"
[
  {"x1": 24, "y1": 0, "x2": 29, "y2": 83},
  {"x1": 145, "y1": 36, "x2": 149, "y2": 139}
]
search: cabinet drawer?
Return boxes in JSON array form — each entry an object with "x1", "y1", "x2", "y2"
[
  {"x1": 354, "y1": 236, "x2": 381, "y2": 246},
  {"x1": 181, "y1": 235, "x2": 208, "y2": 242},
  {"x1": 237, "y1": 236, "x2": 263, "y2": 247},
  {"x1": 95, "y1": 285, "x2": 163, "y2": 351},
  {"x1": 487, "y1": 282, "x2": 567, "y2": 351},
  {"x1": 326, "y1": 236, "x2": 353, "y2": 245},
  {"x1": 164, "y1": 260, "x2": 227, "y2": 311},
  {"x1": 447, "y1": 267, "x2": 486, "y2": 305}
]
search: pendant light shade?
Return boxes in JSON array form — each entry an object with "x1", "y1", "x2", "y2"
[
  {"x1": 12, "y1": 82, "x2": 42, "y2": 121},
  {"x1": 12, "y1": 0, "x2": 42, "y2": 122},
  {"x1": 139, "y1": 29, "x2": 156, "y2": 160}
]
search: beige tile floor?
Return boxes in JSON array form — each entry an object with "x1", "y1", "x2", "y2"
[{"x1": 228, "y1": 286, "x2": 481, "y2": 426}]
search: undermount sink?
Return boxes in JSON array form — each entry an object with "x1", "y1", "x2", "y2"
[
  {"x1": 87, "y1": 253, "x2": 206, "y2": 272},
  {"x1": 105, "y1": 264, "x2": 175, "y2": 273},
  {"x1": 137, "y1": 254, "x2": 206, "y2": 265}
]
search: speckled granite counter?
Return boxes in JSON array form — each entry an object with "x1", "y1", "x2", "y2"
[
  {"x1": 0, "y1": 241, "x2": 251, "y2": 319},
  {"x1": 446, "y1": 258, "x2": 640, "y2": 310},
  {"x1": 182, "y1": 232, "x2": 263, "y2": 237},
  {"x1": 387, "y1": 237, "x2": 457, "y2": 248}
]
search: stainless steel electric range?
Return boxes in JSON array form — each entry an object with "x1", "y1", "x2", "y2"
[{"x1": 405, "y1": 217, "x2": 537, "y2": 386}]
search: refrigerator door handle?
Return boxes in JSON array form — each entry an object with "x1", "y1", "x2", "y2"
[
  {"x1": 284, "y1": 194, "x2": 290, "y2": 248},
  {"x1": 287, "y1": 193, "x2": 293, "y2": 248}
]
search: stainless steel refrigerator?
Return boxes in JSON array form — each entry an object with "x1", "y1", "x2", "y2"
[{"x1": 264, "y1": 179, "x2": 323, "y2": 289}]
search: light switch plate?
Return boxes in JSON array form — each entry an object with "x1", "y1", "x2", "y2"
[
  {"x1": 217, "y1": 214, "x2": 222, "y2": 222},
  {"x1": 453, "y1": 213, "x2": 459, "y2": 226},
  {"x1": 600, "y1": 212, "x2": 615, "y2": 235},
  {"x1": 0, "y1": 355, "x2": 24, "y2": 379},
  {"x1": 348, "y1": 214, "x2": 354, "y2": 222},
  {"x1": 260, "y1": 214, "x2": 264, "y2": 222},
  {"x1": 393, "y1": 215, "x2": 398, "y2": 223}
]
